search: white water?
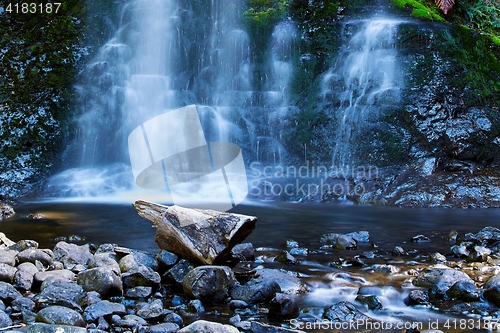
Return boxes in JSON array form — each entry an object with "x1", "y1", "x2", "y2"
[
  {"x1": 49, "y1": 0, "x2": 296, "y2": 201},
  {"x1": 322, "y1": 19, "x2": 403, "y2": 169}
]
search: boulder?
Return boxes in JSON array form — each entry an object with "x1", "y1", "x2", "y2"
[
  {"x1": 183, "y1": 266, "x2": 236, "y2": 302},
  {"x1": 0, "y1": 309, "x2": 12, "y2": 327},
  {"x1": 250, "y1": 268, "x2": 308, "y2": 295},
  {"x1": 0, "y1": 281, "x2": 22, "y2": 303},
  {"x1": 156, "y1": 250, "x2": 178, "y2": 268},
  {"x1": 268, "y1": 293, "x2": 300, "y2": 320},
  {"x1": 53, "y1": 242, "x2": 93, "y2": 269},
  {"x1": 13, "y1": 262, "x2": 39, "y2": 290},
  {"x1": 150, "y1": 323, "x2": 179, "y2": 333},
  {"x1": 0, "y1": 249, "x2": 17, "y2": 266},
  {"x1": 34, "y1": 282, "x2": 86, "y2": 310},
  {"x1": 35, "y1": 305, "x2": 85, "y2": 327},
  {"x1": 34, "y1": 270, "x2": 76, "y2": 289},
  {"x1": 77, "y1": 267, "x2": 123, "y2": 297},
  {"x1": 231, "y1": 280, "x2": 281, "y2": 304},
  {"x1": 0, "y1": 263, "x2": 17, "y2": 283},
  {"x1": 413, "y1": 265, "x2": 474, "y2": 299},
  {"x1": 121, "y1": 264, "x2": 161, "y2": 288},
  {"x1": 323, "y1": 301, "x2": 371, "y2": 322},
  {"x1": 483, "y1": 274, "x2": 500, "y2": 306},
  {"x1": 132, "y1": 200, "x2": 257, "y2": 265},
  {"x1": 84, "y1": 300, "x2": 126, "y2": 322},
  {"x1": 178, "y1": 320, "x2": 239, "y2": 333},
  {"x1": 16, "y1": 249, "x2": 54, "y2": 266}
]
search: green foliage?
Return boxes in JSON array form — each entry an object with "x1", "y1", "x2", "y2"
[
  {"x1": 393, "y1": 0, "x2": 446, "y2": 21},
  {"x1": 455, "y1": 0, "x2": 500, "y2": 34}
]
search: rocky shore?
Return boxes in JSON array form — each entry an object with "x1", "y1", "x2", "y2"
[{"x1": 1, "y1": 202, "x2": 500, "y2": 332}]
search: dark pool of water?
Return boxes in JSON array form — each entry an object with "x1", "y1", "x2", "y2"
[{"x1": 4, "y1": 199, "x2": 500, "y2": 254}]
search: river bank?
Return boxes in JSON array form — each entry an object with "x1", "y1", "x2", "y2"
[{"x1": 1, "y1": 202, "x2": 500, "y2": 332}]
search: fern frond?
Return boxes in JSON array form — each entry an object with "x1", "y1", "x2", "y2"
[{"x1": 435, "y1": 0, "x2": 455, "y2": 14}]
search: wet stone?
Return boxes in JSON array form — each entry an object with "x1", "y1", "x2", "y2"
[
  {"x1": 124, "y1": 286, "x2": 152, "y2": 299},
  {"x1": 411, "y1": 234, "x2": 430, "y2": 242},
  {"x1": 77, "y1": 266, "x2": 123, "y2": 297},
  {"x1": 392, "y1": 246, "x2": 405, "y2": 256},
  {"x1": 0, "y1": 281, "x2": 22, "y2": 304},
  {"x1": 26, "y1": 323, "x2": 87, "y2": 333},
  {"x1": 407, "y1": 290, "x2": 430, "y2": 306},
  {"x1": 35, "y1": 270, "x2": 76, "y2": 290},
  {"x1": 231, "y1": 243, "x2": 255, "y2": 262},
  {"x1": 149, "y1": 323, "x2": 179, "y2": 333},
  {"x1": 323, "y1": 301, "x2": 371, "y2": 322},
  {"x1": 450, "y1": 244, "x2": 470, "y2": 258},
  {"x1": 268, "y1": 293, "x2": 300, "y2": 320},
  {"x1": 182, "y1": 266, "x2": 236, "y2": 303},
  {"x1": 84, "y1": 300, "x2": 126, "y2": 322},
  {"x1": 122, "y1": 264, "x2": 161, "y2": 288},
  {"x1": 53, "y1": 242, "x2": 93, "y2": 269},
  {"x1": 163, "y1": 259, "x2": 194, "y2": 286},
  {"x1": 136, "y1": 299, "x2": 165, "y2": 319},
  {"x1": 231, "y1": 280, "x2": 281, "y2": 304},
  {"x1": 446, "y1": 280, "x2": 479, "y2": 301},
  {"x1": 0, "y1": 249, "x2": 18, "y2": 266},
  {"x1": 0, "y1": 309, "x2": 12, "y2": 327},
  {"x1": 156, "y1": 250, "x2": 178, "y2": 269},
  {"x1": 34, "y1": 282, "x2": 86, "y2": 311},
  {"x1": 0, "y1": 263, "x2": 17, "y2": 283},
  {"x1": 274, "y1": 251, "x2": 298, "y2": 265},
  {"x1": 289, "y1": 248, "x2": 308, "y2": 256},
  {"x1": 164, "y1": 312, "x2": 183, "y2": 326},
  {"x1": 283, "y1": 240, "x2": 299, "y2": 248},
  {"x1": 187, "y1": 299, "x2": 205, "y2": 313},
  {"x1": 35, "y1": 305, "x2": 86, "y2": 327},
  {"x1": 429, "y1": 252, "x2": 447, "y2": 264},
  {"x1": 16, "y1": 249, "x2": 54, "y2": 266},
  {"x1": 355, "y1": 294, "x2": 383, "y2": 310},
  {"x1": 11, "y1": 296, "x2": 35, "y2": 312},
  {"x1": 178, "y1": 320, "x2": 239, "y2": 333}
]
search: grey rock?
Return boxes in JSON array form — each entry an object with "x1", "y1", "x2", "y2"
[
  {"x1": 468, "y1": 245, "x2": 491, "y2": 262},
  {"x1": 0, "y1": 309, "x2": 13, "y2": 327},
  {"x1": 323, "y1": 301, "x2": 371, "y2": 322},
  {"x1": 84, "y1": 300, "x2": 126, "y2": 322},
  {"x1": 112, "y1": 314, "x2": 147, "y2": 328},
  {"x1": 164, "y1": 312, "x2": 183, "y2": 326},
  {"x1": 355, "y1": 295, "x2": 383, "y2": 310},
  {"x1": 268, "y1": 293, "x2": 299, "y2": 320},
  {"x1": 14, "y1": 262, "x2": 39, "y2": 290},
  {"x1": 446, "y1": 280, "x2": 479, "y2": 301},
  {"x1": 320, "y1": 233, "x2": 357, "y2": 249},
  {"x1": 413, "y1": 266, "x2": 474, "y2": 299},
  {"x1": 274, "y1": 251, "x2": 298, "y2": 264},
  {"x1": 136, "y1": 299, "x2": 165, "y2": 319},
  {"x1": 230, "y1": 314, "x2": 251, "y2": 330},
  {"x1": 89, "y1": 253, "x2": 120, "y2": 275},
  {"x1": 429, "y1": 252, "x2": 447, "y2": 264},
  {"x1": 53, "y1": 242, "x2": 93, "y2": 270},
  {"x1": 0, "y1": 263, "x2": 17, "y2": 283},
  {"x1": 229, "y1": 300, "x2": 248, "y2": 309},
  {"x1": 183, "y1": 265, "x2": 236, "y2": 303},
  {"x1": 392, "y1": 246, "x2": 405, "y2": 256},
  {"x1": 122, "y1": 264, "x2": 160, "y2": 288},
  {"x1": 124, "y1": 286, "x2": 152, "y2": 299},
  {"x1": 187, "y1": 299, "x2": 205, "y2": 313},
  {"x1": 149, "y1": 323, "x2": 179, "y2": 333},
  {"x1": 289, "y1": 248, "x2": 308, "y2": 256},
  {"x1": 250, "y1": 321, "x2": 306, "y2": 333},
  {"x1": 34, "y1": 282, "x2": 86, "y2": 311},
  {"x1": 483, "y1": 274, "x2": 500, "y2": 306},
  {"x1": 13, "y1": 240, "x2": 38, "y2": 251},
  {"x1": 163, "y1": 259, "x2": 194, "y2": 285},
  {"x1": 156, "y1": 250, "x2": 178, "y2": 269},
  {"x1": 26, "y1": 323, "x2": 87, "y2": 333},
  {"x1": 407, "y1": 290, "x2": 430, "y2": 306},
  {"x1": 12, "y1": 296, "x2": 36, "y2": 312},
  {"x1": 231, "y1": 243, "x2": 255, "y2": 261},
  {"x1": 0, "y1": 249, "x2": 18, "y2": 266},
  {"x1": 178, "y1": 320, "x2": 239, "y2": 333},
  {"x1": 346, "y1": 231, "x2": 370, "y2": 242},
  {"x1": 0, "y1": 281, "x2": 22, "y2": 303},
  {"x1": 283, "y1": 240, "x2": 299, "y2": 248},
  {"x1": 371, "y1": 264, "x2": 399, "y2": 274},
  {"x1": 35, "y1": 270, "x2": 76, "y2": 290},
  {"x1": 250, "y1": 268, "x2": 308, "y2": 295},
  {"x1": 17, "y1": 249, "x2": 54, "y2": 266},
  {"x1": 450, "y1": 244, "x2": 470, "y2": 257},
  {"x1": 35, "y1": 305, "x2": 85, "y2": 327},
  {"x1": 77, "y1": 267, "x2": 123, "y2": 297},
  {"x1": 231, "y1": 280, "x2": 281, "y2": 304},
  {"x1": 411, "y1": 234, "x2": 430, "y2": 242}
]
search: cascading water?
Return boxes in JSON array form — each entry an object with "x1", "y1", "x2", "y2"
[
  {"x1": 48, "y1": 0, "x2": 296, "y2": 200},
  {"x1": 322, "y1": 18, "x2": 403, "y2": 170}
]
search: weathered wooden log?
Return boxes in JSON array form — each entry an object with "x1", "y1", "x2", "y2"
[{"x1": 132, "y1": 200, "x2": 257, "y2": 265}]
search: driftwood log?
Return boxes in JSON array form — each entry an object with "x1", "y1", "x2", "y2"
[{"x1": 132, "y1": 200, "x2": 257, "y2": 265}]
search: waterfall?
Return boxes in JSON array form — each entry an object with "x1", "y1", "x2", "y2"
[
  {"x1": 48, "y1": 0, "x2": 295, "y2": 200},
  {"x1": 322, "y1": 18, "x2": 403, "y2": 169}
]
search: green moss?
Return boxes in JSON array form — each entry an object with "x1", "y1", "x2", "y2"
[{"x1": 393, "y1": 0, "x2": 445, "y2": 22}]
